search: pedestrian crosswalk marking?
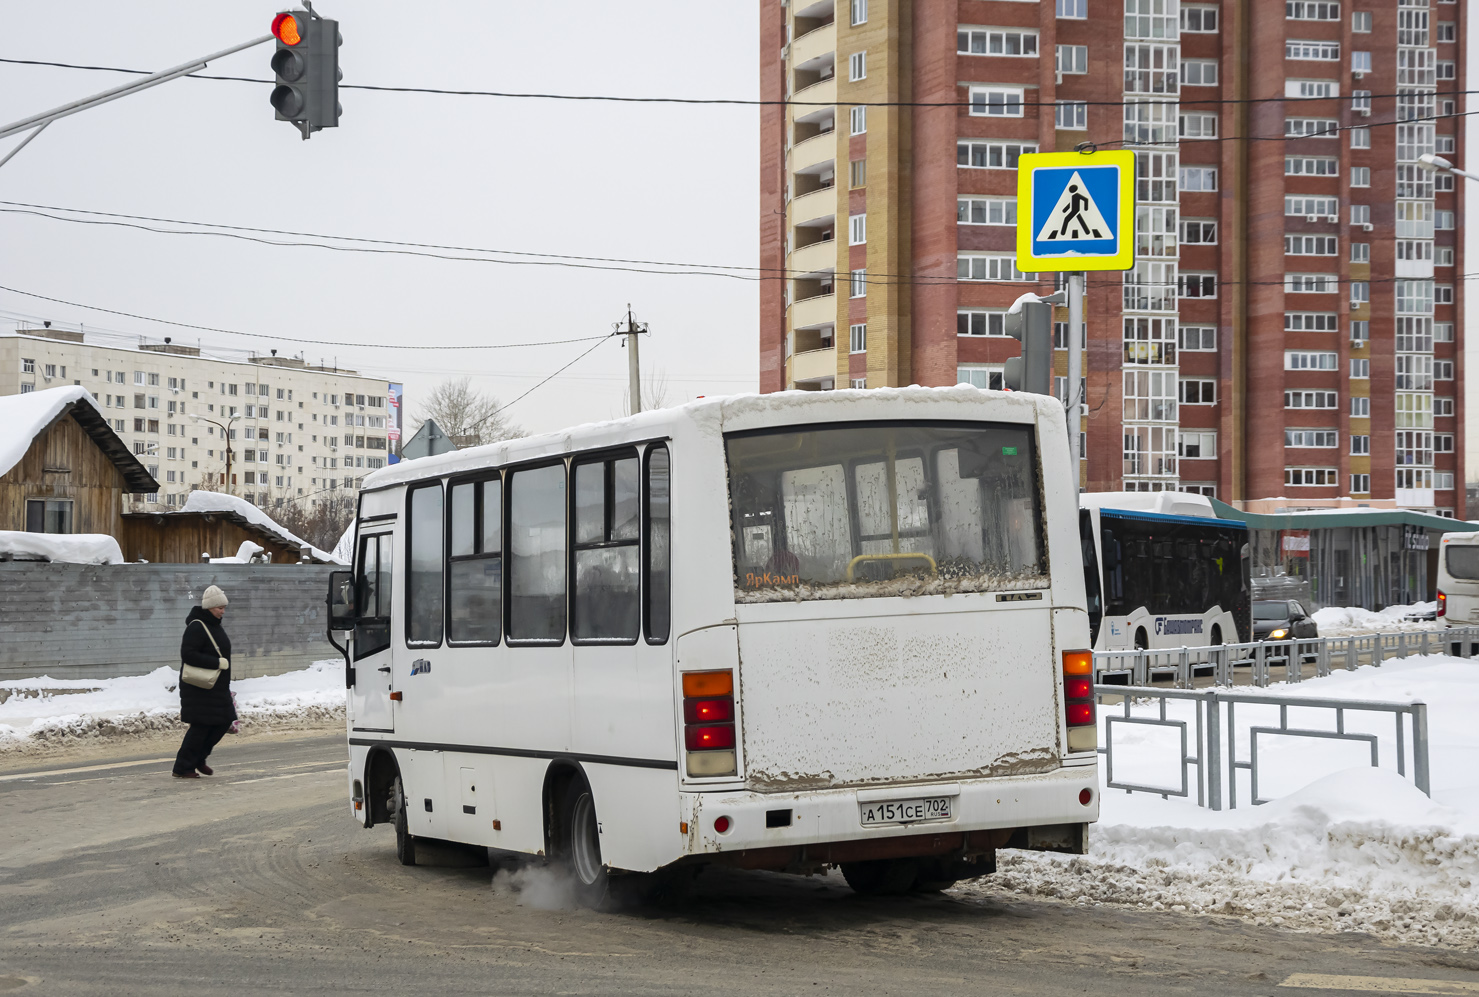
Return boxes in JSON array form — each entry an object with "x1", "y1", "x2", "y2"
[{"x1": 1035, "y1": 171, "x2": 1112, "y2": 242}]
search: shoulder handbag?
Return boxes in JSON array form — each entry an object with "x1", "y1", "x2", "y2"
[{"x1": 181, "y1": 619, "x2": 229, "y2": 690}]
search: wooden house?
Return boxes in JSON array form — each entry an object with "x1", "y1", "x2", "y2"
[{"x1": 0, "y1": 386, "x2": 157, "y2": 537}]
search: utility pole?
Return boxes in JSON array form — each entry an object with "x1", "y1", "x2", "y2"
[
  {"x1": 1066, "y1": 272, "x2": 1085, "y2": 476},
  {"x1": 615, "y1": 305, "x2": 648, "y2": 416}
]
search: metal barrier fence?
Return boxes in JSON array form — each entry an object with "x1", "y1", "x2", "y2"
[
  {"x1": 1097, "y1": 684, "x2": 1431, "y2": 810},
  {"x1": 1092, "y1": 625, "x2": 1479, "y2": 689}
]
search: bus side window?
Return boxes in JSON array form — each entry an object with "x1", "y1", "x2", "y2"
[
  {"x1": 508, "y1": 463, "x2": 568, "y2": 643},
  {"x1": 448, "y1": 477, "x2": 502, "y2": 645},
  {"x1": 571, "y1": 453, "x2": 640, "y2": 643},
  {"x1": 406, "y1": 483, "x2": 444, "y2": 647},
  {"x1": 354, "y1": 533, "x2": 392, "y2": 658},
  {"x1": 645, "y1": 445, "x2": 671, "y2": 644}
]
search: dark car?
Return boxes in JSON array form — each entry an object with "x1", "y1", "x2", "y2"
[{"x1": 1253, "y1": 599, "x2": 1319, "y2": 641}]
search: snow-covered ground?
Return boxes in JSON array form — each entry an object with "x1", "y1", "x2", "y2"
[
  {"x1": 0, "y1": 660, "x2": 345, "y2": 746},
  {"x1": 960, "y1": 653, "x2": 1479, "y2": 948},
  {"x1": 1312, "y1": 602, "x2": 1442, "y2": 636}
]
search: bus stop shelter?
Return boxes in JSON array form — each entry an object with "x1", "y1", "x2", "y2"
[{"x1": 1209, "y1": 501, "x2": 1479, "y2": 611}]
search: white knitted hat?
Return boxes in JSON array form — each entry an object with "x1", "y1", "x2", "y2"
[{"x1": 201, "y1": 585, "x2": 228, "y2": 610}]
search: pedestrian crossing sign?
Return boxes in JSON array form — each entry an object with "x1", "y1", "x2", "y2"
[{"x1": 1015, "y1": 150, "x2": 1137, "y2": 272}]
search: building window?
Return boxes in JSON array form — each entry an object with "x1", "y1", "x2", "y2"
[
  {"x1": 1435, "y1": 397, "x2": 1454, "y2": 418},
  {"x1": 1349, "y1": 473, "x2": 1370, "y2": 493},
  {"x1": 1179, "y1": 166, "x2": 1218, "y2": 192},
  {"x1": 1286, "y1": 79, "x2": 1338, "y2": 99},
  {"x1": 1436, "y1": 22, "x2": 1454, "y2": 42},
  {"x1": 1285, "y1": 429, "x2": 1338, "y2": 448},
  {"x1": 1287, "y1": 39, "x2": 1338, "y2": 60},
  {"x1": 957, "y1": 366, "x2": 1005, "y2": 390},
  {"x1": 1181, "y1": 5, "x2": 1218, "y2": 31},
  {"x1": 1435, "y1": 322, "x2": 1454, "y2": 343},
  {"x1": 957, "y1": 140, "x2": 1037, "y2": 169},
  {"x1": 1284, "y1": 273, "x2": 1338, "y2": 294},
  {"x1": 1350, "y1": 128, "x2": 1370, "y2": 149},
  {"x1": 958, "y1": 255, "x2": 1031, "y2": 282},
  {"x1": 1055, "y1": 101, "x2": 1088, "y2": 130},
  {"x1": 1351, "y1": 89, "x2": 1371, "y2": 114},
  {"x1": 850, "y1": 106, "x2": 866, "y2": 135},
  {"x1": 1179, "y1": 326, "x2": 1216, "y2": 351},
  {"x1": 850, "y1": 0, "x2": 868, "y2": 26},
  {"x1": 1435, "y1": 434, "x2": 1455, "y2": 454},
  {"x1": 970, "y1": 87, "x2": 1024, "y2": 117},
  {"x1": 1179, "y1": 431, "x2": 1217, "y2": 458},
  {"x1": 1285, "y1": 467, "x2": 1339, "y2": 486},
  {"x1": 1057, "y1": 44, "x2": 1088, "y2": 75},
  {"x1": 957, "y1": 29, "x2": 1039, "y2": 56},
  {"x1": 1178, "y1": 273, "x2": 1217, "y2": 298},
  {"x1": 1287, "y1": 1, "x2": 1340, "y2": 19},
  {"x1": 1285, "y1": 351, "x2": 1339, "y2": 371},
  {"x1": 1056, "y1": 0, "x2": 1087, "y2": 18},
  {"x1": 1350, "y1": 243, "x2": 1369, "y2": 263},
  {"x1": 1179, "y1": 379, "x2": 1216, "y2": 405},
  {"x1": 1350, "y1": 204, "x2": 1370, "y2": 226},
  {"x1": 1180, "y1": 219, "x2": 1216, "y2": 245},
  {"x1": 1285, "y1": 118, "x2": 1339, "y2": 138},
  {"x1": 1182, "y1": 60, "x2": 1218, "y2": 86},
  {"x1": 957, "y1": 310, "x2": 1007, "y2": 337},
  {"x1": 1346, "y1": 435, "x2": 1370, "y2": 455},
  {"x1": 1284, "y1": 196, "x2": 1337, "y2": 220},
  {"x1": 1179, "y1": 113, "x2": 1218, "y2": 139},
  {"x1": 21, "y1": 357, "x2": 34, "y2": 373},
  {"x1": 1436, "y1": 247, "x2": 1454, "y2": 267},
  {"x1": 1285, "y1": 390, "x2": 1339, "y2": 409},
  {"x1": 849, "y1": 51, "x2": 866, "y2": 81},
  {"x1": 1286, "y1": 156, "x2": 1337, "y2": 176},
  {"x1": 1350, "y1": 281, "x2": 1369, "y2": 305},
  {"x1": 24, "y1": 499, "x2": 73, "y2": 534},
  {"x1": 849, "y1": 213, "x2": 866, "y2": 245},
  {"x1": 849, "y1": 159, "x2": 866, "y2": 188},
  {"x1": 1437, "y1": 61, "x2": 1456, "y2": 81},
  {"x1": 850, "y1": 269, "x2": 867, "y2": 298},
  {"x1": 850, "y1": 378, "x2": 867, "y2": 389},
  {"x1": 957, "y1": 197, "x2": 1016, "y2": 226},
  {"x1": 1435, "y1": 360, "x2": 1454, "y2": 380},
  {"x1": 19, "y1": 383, "x2": 33, "y2": 394},
  {"x1": 1436, "y1": 210, "x2": 1456, "y2": 230},
  {"x1": 1350, "y1": 396, "x2": 1370, "y2": 417},
  {"x1": 1285, "y1": 234, "x2": 1338, "y2": 256},
  {"x1": 849, "y1": 323, "x2": 867, "y2": 353},
  {"x1": 1352, "y1": 10, "x2": 1370, "y2": 31},
  {"x1": 1434, "y1": 285, "x2": 1454, "y2": 306}
]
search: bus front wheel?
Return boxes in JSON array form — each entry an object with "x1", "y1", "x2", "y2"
[{"x1": 392, "y1": 775, "x2": 417, "y2": 867}]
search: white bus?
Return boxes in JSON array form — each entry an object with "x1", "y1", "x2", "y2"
[
  {"x1": 1437, "y1": 532, "x2": 1479, "y2": 626},
  {"x1": 327, "y1": 387, "x2": 1099, "y2": 906},
  {"x1": 1078, "y1": 492, "x2": 1250, "y2": 651}
]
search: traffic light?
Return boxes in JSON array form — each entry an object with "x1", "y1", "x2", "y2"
[
  {"x1": 270, "y1": 8, "x2": 341, "y2": 139},
  {"x1": 1002, "y1": 300, "x2": 1053, "y2": 395}
]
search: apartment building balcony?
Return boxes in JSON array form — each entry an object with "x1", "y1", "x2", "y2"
[
  {"x1": 790, "y1": 74, "x2": 836, "y2": 117},
  {"x1": 790, "y1": 19, "x2": 835, "y2": 76},
  {"x1": 792, "y1": 156, "x2": 836, "y2": 197},
  {"x1": 789, "y1": 239, "x2": 836, "y2": 278},
  {"x1": 788, "y1": 289, "x2": 836, "y2": 332},
  {"x1": 790, "y1": 186, "x2": 836, "y2": 228},
  {"x1": 790, "y1": 130, "x2": 837, "y2": 175},
  {"x1": 789, "y1": 345, "x2": 837, "y2": 387}
]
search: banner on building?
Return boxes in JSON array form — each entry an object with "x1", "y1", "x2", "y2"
[
  {"x1": 1281, "y1": 530, "x2": 1311, "y2": 557},
  {"x1": 387, "y1": 383, "x2": 404, "y2": 464}
]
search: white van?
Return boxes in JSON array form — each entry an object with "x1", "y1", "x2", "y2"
[
  {"x1": 1436, "y1": 532, "x2": 1479, "y2": 625},
  {"x1": 327, "y1": 387, "x2": 1099, "y2": 906}
]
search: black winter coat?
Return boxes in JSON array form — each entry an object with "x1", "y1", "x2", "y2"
[{"x1": 179, "y1": 606, "x2": 236, "y2": 725}]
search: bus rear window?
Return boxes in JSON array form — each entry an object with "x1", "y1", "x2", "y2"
[
  {"x1": 726, "y1": 422, "x2": 1046, "y2": 601},
  {"x1": 1447, "y1": 546, "x2": 1479, "y2": 580}
]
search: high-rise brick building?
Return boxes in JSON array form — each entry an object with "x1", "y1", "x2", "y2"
[{"x1": 759, "y1": 0, "x2": 1465, "y2": 516}]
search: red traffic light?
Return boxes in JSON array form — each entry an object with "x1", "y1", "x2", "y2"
[{"x1": 271, "y1": 12, "x2": 303, "y2": 45}]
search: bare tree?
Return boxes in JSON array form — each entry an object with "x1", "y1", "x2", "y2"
[
  {"x1": 413, "y1": 377, "x2": 525, "y2": 447},
  {"x1": 620, "y1": 367, "x2": 671, "y2": 415},
  {"x1": 272, "y1": 492, "x2": 357, "y2": 553}
]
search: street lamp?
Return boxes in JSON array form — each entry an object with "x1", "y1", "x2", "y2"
[
  {"x1": 1417, "y1": 153, "x2": 1477, "y2": 182},
  {"x1": 189, "y1": 413, "x2": 240, "y2": 494}
]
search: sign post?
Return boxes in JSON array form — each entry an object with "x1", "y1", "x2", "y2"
[{"x1": 1016, "y1": 149, "x2": 1137, "y2": 476}]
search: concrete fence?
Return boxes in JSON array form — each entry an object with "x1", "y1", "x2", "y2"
[{"x1": 0, "y1": 562, "x2": 339, "y2": 682}]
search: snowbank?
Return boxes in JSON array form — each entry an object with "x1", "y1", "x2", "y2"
[
  {"x1": 0, "y1": 660, "x2": 345, "y2": 746},
  {"x1": 1312, "y1": 602, "x2": 1442, "y2": 635},
  {"x1": 0, "y1": 385, "x2": 105, "y2": 480},
  {"x1": 958, "y1": 654, "x2": 1479, "y2": 948},
  {"x1": 178, "y1": 491, "x2": 344, "y2": 564},
  {"x1": 0, "y1": 531, "x2": 124, "y2": 564},
  {"x1": 210, "y1": 540, "x2": 266, "y2": 564}
]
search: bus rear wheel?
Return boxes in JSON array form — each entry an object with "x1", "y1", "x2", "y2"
[
  {"x1": 560, "y1": 778, "x2": 610, "y2": 908},
  {"x1": 392, "y1": 775, "x2": 417, "y2": 867},
  {"x1": 840, "y1": 859, "x2": 918, "y2": 895}
]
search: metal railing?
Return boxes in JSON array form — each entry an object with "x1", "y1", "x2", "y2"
[
  {"x1": 1093, "y1": 624, "x2": 1479, "y2": 689},
  {"x1": 1097, "y1": 684, "x2": 1431, "y2": 810}
]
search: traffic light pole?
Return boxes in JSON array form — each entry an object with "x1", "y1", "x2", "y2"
[
  {"x1": 1066, "y1": 272, "x2": 1084, "y2": 477},
  {"x1": 0, "y1": 34, "x2": 272, "y2": 165}
]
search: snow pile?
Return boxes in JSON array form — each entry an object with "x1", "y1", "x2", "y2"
[
  {"x1": 1313, "y1": 602, "x2": 1443, "y2": 636},
  {"x1": 958, "y1": 654, "x2": 1479, "y2": 948},
  {"x1": 0, "y1": 385, "x2": 105, "y2": 480},
  {"x1": 178, "y1": 491, "x2": 344, "y2": 564},
  {"x1": 331, "y1": 521, "x2": 355, "y2": 564},
  {"x1": 210, "y1": 540, "x2": 266, "y2": 564},
  {"x1": 0, "y1": 660, "x2": 345, "y2": 747},
  {"x1": 0, "y1": 531, "x2": 124, "y2": 564}
]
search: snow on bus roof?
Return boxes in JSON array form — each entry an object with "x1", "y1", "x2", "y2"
[{"x1": 361, "y1": 386, "x2": 1057, "y2": 491}]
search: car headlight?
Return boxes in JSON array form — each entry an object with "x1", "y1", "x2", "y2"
[{"x1": 1269, "y1": 628, "x2": 1288, "y2": 640}]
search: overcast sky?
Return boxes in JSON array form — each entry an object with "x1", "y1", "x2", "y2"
[{"x1": 0, "y1": 1, "x2": 762, "y2": 435}]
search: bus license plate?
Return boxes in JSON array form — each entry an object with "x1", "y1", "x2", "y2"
[{"x1": 859, "y1": 796, "x2": 953, "y2": 827}]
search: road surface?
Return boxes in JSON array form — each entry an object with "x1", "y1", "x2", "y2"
[{"x1": 1, "y1": 733, "x2": 1475, "y2": 995}]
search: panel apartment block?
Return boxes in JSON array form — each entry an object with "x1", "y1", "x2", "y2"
[{"x1": 759, "y1": 0, "x2": 1466, "y2": 516}]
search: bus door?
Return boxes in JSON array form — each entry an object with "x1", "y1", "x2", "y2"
[{"x1": 350, "y1": 530, "x2": 395, "y2": 733}]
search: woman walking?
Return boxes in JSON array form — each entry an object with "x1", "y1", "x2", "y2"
[{"x1": 173, "y1": 585, "x2": 236, "y2": 779}]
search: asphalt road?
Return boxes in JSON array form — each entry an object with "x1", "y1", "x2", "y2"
[{"x1": 1, "y1": 733, "x2": 1476, "y2": 996}]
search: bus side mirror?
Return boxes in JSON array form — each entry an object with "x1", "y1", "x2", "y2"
[{"x1": 327, "y1": 570, "x2": 355, "y2": 632}]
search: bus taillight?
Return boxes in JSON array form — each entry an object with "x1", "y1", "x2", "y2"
[
  {"x1": 1062, "y1": 649, "x2": 1096, "y2": 752},
  {"x1": 682, "y1": 670, "x2": 738, "y2": 777}
]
